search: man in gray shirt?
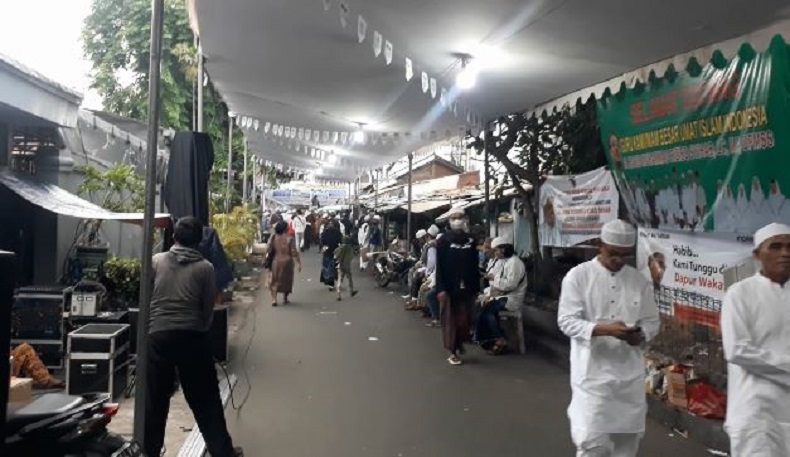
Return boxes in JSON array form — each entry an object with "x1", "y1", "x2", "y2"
[{"x1": 144, "y1": 216, "x2": 242, "y2": 457}]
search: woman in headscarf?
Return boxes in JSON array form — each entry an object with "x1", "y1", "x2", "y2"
[
  {"x1": 750, "y1": 176, "x2": 767, "y2": 230},
  {"x1": 714, "y1": 180, "x2": 735, "y2": 232},
  {"x1": 268, "y1": 221, "x2": 302, "y2": 307},
  {"x1": 767, "y1": 179, "x2": 790, "y2": 223},
  {"x1": 735, "y1": 183, "x2": 750, "y2": 233}
]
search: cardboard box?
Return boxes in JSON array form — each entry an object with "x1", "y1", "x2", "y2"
[
  {"x1": 666, "y1": 366, "x2": 689, "y2": 409},
  {"x1": 9, "y1": 377, "x2": 33, "y2": 403}
]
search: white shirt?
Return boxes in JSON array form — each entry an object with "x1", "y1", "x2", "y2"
[
  {"x1": 490, "y1": 256, "x2": 527, "y2": 311},
  {"x1": 558, "y1": 258, "x2": 660, "y2": 434},
  {"x1": 721, "y1": 274, "x2": 790, "y2": 435},
  {"x1": 292, "y1": 215, "x2": 306, "y2": 233},
  {"x1": 358, "y1": 223, "x2": 370, "y2": 247}
]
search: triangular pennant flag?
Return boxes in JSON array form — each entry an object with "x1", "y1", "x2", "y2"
[
  {"x1": 298, "y1": 128, "x2": 304, "y2": 140},
  {"x1": 322, "y1": 0, "x2": 331, "y2": 11},
  {"x1": 373, "y1": 31, "x2": 382, "y2": 57},
  {"x1": 339, "y1": 2, "x2": 349, "y2": 28},
  {"x1": 285, "y1": 126, "x2": 292, "y2": 138},
  {"x1": 322, "y1": 131, "x2": 329, "y2": 143},
  {"x1": 440, "y1": 88, "x2": 447, "y2": 106},
  {"x1": 421, "y1": 72, "x2": 429, "y2": 93},
  {"x1": 384, "y1": 40, "x2": 393, "y2": 65},
  {"x1": 292, "y1": 127, "x2": 298, "y2": 139},
  {"x1": 272, "y1": 124, "x2": 279, "y2": 136},
  {"x1": 393, "y1": 132, "x2": 400, "y2": 144},
  {"x1": 381, "y1": 133, "x2": 389, "y2": 145},
  {"x1": 305, "y1": 129, "x2": 312, "y2": 141},
  {"x1": 430, "y1": 78, "x2": 437, "y2": 98},
  {"x1": 405, "y1": 58, "x2": 413, "y2": 81},
  {"x1": 264, "y1": 122, "x2": 271, "y2": 133},
  {"x1": 340, "y1": 132, "x2": 349, "y2": 143},
  {"x1": 313, "y1": 130, "x2": 320, "y2": 142},
  {"x1": 357, "y1": 15, "x2": 367, "y2": 43},
  {"x1": 333, "y1": 132, "x2": 339, "y2": 143}
]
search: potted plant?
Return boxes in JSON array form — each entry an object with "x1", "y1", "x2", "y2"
[
  {"x1": 101, "y1": 256, "x2": 142, "y2": 310},
  {"x1": 212, "y1": 205, "x2": 260, "y2": 279}
]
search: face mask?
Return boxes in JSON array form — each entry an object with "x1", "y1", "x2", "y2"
[{"x1": 449, "y1": 220, "x2": 467, "y2": 231}]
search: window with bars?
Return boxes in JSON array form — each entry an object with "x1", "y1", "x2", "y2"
[{"x1": 9, "y1": 126, "x2": 59, "y2": 175}]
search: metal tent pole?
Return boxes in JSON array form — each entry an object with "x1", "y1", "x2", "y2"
[
  {"x1": 225, "y1": 113, "x2": 235, "y2": 212},
  {"x1": 196, "y1": 42, "x2": 204, "y2": 132},
  {"x1": 133, "y1": 0, "x2": 165, "y2": 447},
  {"x1": 242, "y1": 141, "x2": 248, "y2": 204},
  {"x1": 373, "y1": 169, "x2": 379, "y2": 212},
  {"x1": 484, "y1": 124, "x2": 491, "y2": 237},
  {"x1": 407, "y1": 153, "x2": 413, "y2": 250}
]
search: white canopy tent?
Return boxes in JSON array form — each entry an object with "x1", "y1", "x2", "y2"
[{"x1": 187, "y1": 0, "x2": 789, "y2": 179}]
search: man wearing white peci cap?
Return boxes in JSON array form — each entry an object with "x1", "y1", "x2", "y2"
[
  {"x1": 721, "y1": 222, "x2": 790, "y2": 456},
  {"x1": 558, "y1": 219, "x2": 660, "y2": 457}
]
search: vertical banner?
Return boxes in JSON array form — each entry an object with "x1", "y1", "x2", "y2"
[
  {"x1": 636, "y1": 228, "x2": 753, "y2": 326},
  {"x1": 598, "y1": 36, "x2": 790, "y2": 235},
  {"x1": 539, "y1": 167, "x2": 619, "y2": 248}
]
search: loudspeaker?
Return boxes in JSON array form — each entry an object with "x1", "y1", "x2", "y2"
[
  {"x1": 0, "y1": 251, "x2": 17, "y2": 440},
  {"x1": 210, "y1": 305, "x2": 229, "y2": 363}
]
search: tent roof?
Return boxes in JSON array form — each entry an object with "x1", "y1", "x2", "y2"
[{"x1": 188, "y1": 0, "x2": 789, "y2": 178}]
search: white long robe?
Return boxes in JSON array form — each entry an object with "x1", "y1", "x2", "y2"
[
  {"x1": 682, "y1": 184, "x2": 697, "y2": 229},
  {"x1": 767, "y1": 193, "x2": 790, "y2": 225},
  {"x1": 714, "y1": 193, "x2": 735, "y2": 232},
  {"x1": 721, "y1": 274, "x2": 790, "y2": 455},
  {"x1": 750, "y1": 186, "x2": 767, "y2": 231},
  {"x1": 558, "y1": 259, "x2": 660, "y2": 435}
]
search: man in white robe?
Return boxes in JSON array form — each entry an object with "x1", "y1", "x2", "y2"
[
  {"x1": 358, "y1": 215, "x2": 371, "y2": 271},
  {"x1": 558, "y1": 219, "x2": 660, "y2": 457},
  {"x1": 721, "y1": 222, "x2": 790, "y2": 456}
]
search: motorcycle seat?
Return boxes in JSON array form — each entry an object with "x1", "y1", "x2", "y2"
[{"x1": 6, "y1": 393, "x2": 86, "y2": 433}]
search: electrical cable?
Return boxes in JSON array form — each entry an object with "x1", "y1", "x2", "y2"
[{"x1": 216, "y1": 301, "x2": 257, "y2": 412}]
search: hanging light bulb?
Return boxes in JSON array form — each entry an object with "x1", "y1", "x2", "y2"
[{"x1": 456, "y1": 57, "x2": 477, "y2": 90}]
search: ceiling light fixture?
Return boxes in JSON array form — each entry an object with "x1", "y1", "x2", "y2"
[
  {"x1": 353, "y1": 123, "x2": 366, "y2": 144},
  {"x1": 456, "y1": 56, "x2": 477, "y2": 90}
]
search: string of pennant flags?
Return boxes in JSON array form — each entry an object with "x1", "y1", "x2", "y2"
[{"x1": 322, "y1": 0, "x2": 484, "y2": 129}]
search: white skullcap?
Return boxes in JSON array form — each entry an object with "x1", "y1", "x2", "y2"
[
  {"x1": 364, "y1": 215, "x2": 371, "y2": 221},
  {"x1": 427, "y1": 225, "x2": 440, "y2": 237},
  {"x1": 492, "y1": 235, "x2": 513, "y2": 248},
  {"x1": 754, "y1": 222, "x2": 790, "y2": 248},
  {"x1": 373, "y1": 215, "x2": 381, "y2": 221},
  {"x1": 416, "y1": 229, "x2": 427, "y2": 239},
  {"x1": 600, "y1": 219, "x2": 636, "y2": 247},
  {"x1": 447, "y1": 206, "x2": 465, "y2": 217}
]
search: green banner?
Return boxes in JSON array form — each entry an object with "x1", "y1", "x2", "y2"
[{"x1": 598, "y1": 35, "x2": 790, "y2": 235}]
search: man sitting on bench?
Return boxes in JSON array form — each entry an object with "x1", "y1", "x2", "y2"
[{"x1": 474, "y1": 235, "x2": 527, "y2": 355}]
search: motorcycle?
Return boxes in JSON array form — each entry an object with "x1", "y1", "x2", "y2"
[
  {"x1": 4, "y1": 392, "x2": 141, "y2": 456},
  {"x1": 373, "y1": 250, "x2": 416, "y2": 288}
]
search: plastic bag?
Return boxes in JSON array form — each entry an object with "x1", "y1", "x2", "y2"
[{"x1": 686, "y1": 380, "x2": 727, "y2": 420}]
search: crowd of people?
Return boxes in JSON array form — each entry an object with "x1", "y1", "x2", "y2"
[{"x1": 258, "y1": 204, "x2": 790, "y2": 456}]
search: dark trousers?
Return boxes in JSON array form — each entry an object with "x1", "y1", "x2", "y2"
[
  {"x1": 474, "y1": 298, "x2": 508, "y2": 347},
  {"x1": 425, "y1": 287, "x2": 439, "y2": 319},
  {"x1": 145, "y1": 330, "x2": 235, "y2": 457}
]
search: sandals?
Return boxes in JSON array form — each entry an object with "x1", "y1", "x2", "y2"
[{"x1": 447, "y1": 354, "x2": 463, "y2": 366}]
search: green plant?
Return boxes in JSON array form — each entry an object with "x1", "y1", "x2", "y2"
[
  {"x1": 212, "y1": 205, "x2": 260, "y2": 262},
  {"x1": 101, "y1": 256, "x2": 142, "y2": 306},
  {"x1": 76, "y1": 164, "x2": 145, "y2": 212}
]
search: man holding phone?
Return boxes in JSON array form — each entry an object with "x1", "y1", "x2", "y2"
[{"x1": 558, "y1": 219, "x2": 660, "y2": 457}]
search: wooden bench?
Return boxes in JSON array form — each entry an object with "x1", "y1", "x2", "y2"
[{"x1": 500, "y1": 308, "x2": 526, "y2": 355}]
